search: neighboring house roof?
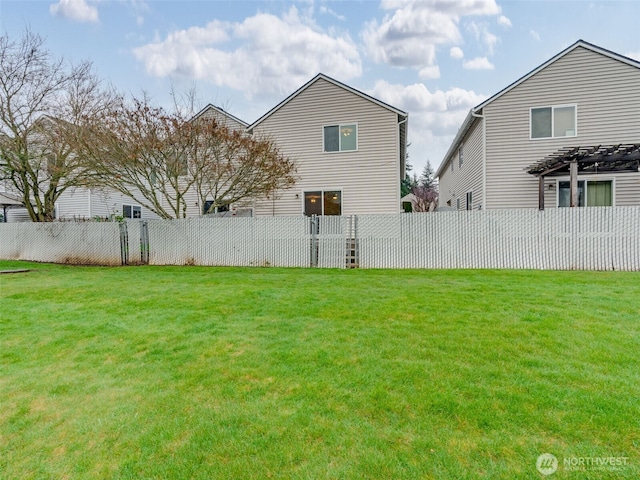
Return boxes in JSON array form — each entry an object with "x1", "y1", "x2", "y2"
[
  {"x1": 190, "y1": 104, "x2": 249, "y2": 128},
  {"x1": 0, "y1": 192, "x2": 23, "y2": 207},
  {"x1": 436, "y1": 39, "x2": 640, "y2": 179}
]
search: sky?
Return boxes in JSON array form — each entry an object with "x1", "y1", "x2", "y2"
[{"x1": 2, "y1": 0, "x2": 639, "y2": 176}]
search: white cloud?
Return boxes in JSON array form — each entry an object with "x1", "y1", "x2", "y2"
[
  {"x1": 462, "y1": 57, "x2": 494, "y2": 70},
  {"x1": 50, "y1": 0, "x2": 98, "y2": 23},
  {"x1": 319, "y1": 5, "x2": 346, "y2": 21},
  {"x1": 466, "y1": 21, "x2": 498, "y2": 54},
  {"x1": 362, "y1": 0, "x2": 501, "y2": 72},
  {"x1": 132, "y1": 6, "x2": 361, "y2": 98},
  {"x1": 367, "y1": 80, "x2": 487, "y2": 170},
  {"x1": 625, "y1": 51, "x2": 640, "y2": 61},
  {"x1": 418, "y1": 65, "x2": 440, "y2": 79},
  {"x1": 530, "y1": 29, "x2": 541, "y2": 41},
  {"x1": 450, "y1": 46, "x2": 464, "y2": 59},
  {"x1": 497, "y1": 15, "x2": 511, "y2": 27},
  {"x1": 368, "y1": 79, "x2": 486, "y2": 144}
]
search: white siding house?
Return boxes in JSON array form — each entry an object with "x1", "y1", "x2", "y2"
[
  {"x1": 54, "y1": 104, "x2": 249, "y2": 221},
  {"x1": 437, "y1": 40, "x2": 640, "y2": 210},
  {"x1": 247, "y1": 74, "x2": 408, "y2": 216}
]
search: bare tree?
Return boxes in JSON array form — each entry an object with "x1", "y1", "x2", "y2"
[
  {"x1": 80, "y1": 96, "x2": 297, "y2": 219},
  {"x1": 0, "y1": 29, "x2": 114, "y2": 221},
  {"x1": 191, "y1": 117, "x2": 296, "y2": 215}
]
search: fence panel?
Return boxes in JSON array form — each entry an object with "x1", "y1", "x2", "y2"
[
  {"x1": 145, "y1": 216, "x2": 311, "y2": 267},
  {"x1": 355, "y1": 207, "x2": 640, "y2": 270},
  {"x1": 0, "y1": 222, "x2": 123, "y2": 265}
]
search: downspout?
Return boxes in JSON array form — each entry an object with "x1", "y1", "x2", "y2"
[
  {"x1": 88, "y1": 188, "x2": 92, "y2": 219},
  {"x1": 398, "y1": 116, "x2": 408, "y2": 214},
  {"x1": 471, "y1": 109, "x2": 486, "y2": 210}
]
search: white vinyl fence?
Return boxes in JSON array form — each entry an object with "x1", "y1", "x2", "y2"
[
  {"x1": 0, "y1": 222, "x2": 126, "y2": 266},
  {"x1": 1, "y1": 207, "x2": 639, "y2": 270}
]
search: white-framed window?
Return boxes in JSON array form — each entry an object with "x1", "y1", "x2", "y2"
[
  {"x1": 456, "y1": 198, "x2": 461, "y2": 210},
  {"x1": 557, "y1": 179, "x2": 613, "y2": 207},
  {"x1": 323, "y1": 124, "x2": 357, "y2": 152},
  {"x1": 459, "y1": 145, "x2": 464, "y2": 167},
  {"x1": 531, "y1": 105, "x2": 577, "y2": 139},
  {"x1": 303, "y1": 190, "x2": 342, "y2": 216},
  {"x1": 466, "y1": 191, "x2": 473, "y2": 210},
  {"x1": 123, "y1": 204, "x2": 142, "y2": 218}
]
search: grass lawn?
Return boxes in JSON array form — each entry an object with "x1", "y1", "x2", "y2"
[{"x1": 1, "y1": 261, "x2": 639, "y2": 479}]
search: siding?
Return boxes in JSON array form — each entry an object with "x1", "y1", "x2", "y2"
[
  {"x1": 56, "y1": 187, "x2": 161, "y2": 220},
  {"x1": 438, "y1": 117, "x2": 484, "y2": 210},
  {"x1": 252, "y1": 78, "x2": 402, "y2": 216},
  {"x1": 484, "y1": 46, "x2": 640, "y2": 209}
]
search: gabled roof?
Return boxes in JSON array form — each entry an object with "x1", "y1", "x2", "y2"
[
  {"x1": 436, "y1": 40, "x2": 640, "y2": 179},
  {"x1": 191, "y1": 104, "x2": 248, "y2": 128},
  {"x1": 247, "y1": 73, "x2": 407, "y2": 131},
  {"x1": 0, "y1": 192, "x2": 23, "y2": 207}
]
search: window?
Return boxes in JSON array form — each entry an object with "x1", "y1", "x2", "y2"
[
  {"x1": 466, "y1": 191, "x2": 473, "y2": 210},
  {"x1": 304, "y1": 190, "x2": 341, "y2": 216},
  {"x1": 123, "y1": 204, "x2": 141, "y2": 218},
  {"x1": 531, "y1": 105, "x2": 576, "y2": 139},
  {"x1": 459, "y1": 145, "x2": 464, "y2": 167},
  {"x1": 203, "y1": 200, "x2": 229, "y2": 215},
  {"x1": 456, "y1": 198, "x2": 461, "y2": 210},
  {"x1": 323, "y1": 124, "x2": 357, "y2": 152},
  {"x1": 558, "y1": 180, "x2": 612, "y2": 207},
  {"x1": 451, "y1": 159, "x2": 454, "y2": 172}
]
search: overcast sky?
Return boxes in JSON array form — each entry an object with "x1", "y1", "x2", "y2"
[{"x1": 2, "y1": 0, "x2": 639, "y2": 175}]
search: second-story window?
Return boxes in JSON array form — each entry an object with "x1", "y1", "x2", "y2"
[
  {"x1": 324, "y1": 124, "x2": 357, "y2": 152},
  {"x1": 531, "y1": 105, "x2": 576, "y2": 139}
]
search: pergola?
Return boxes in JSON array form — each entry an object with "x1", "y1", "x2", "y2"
[{"x1": 526, "y1": 144, "x2": 640, "y2": 210}]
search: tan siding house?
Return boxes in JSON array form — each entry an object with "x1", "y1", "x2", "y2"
[
  {"x1": 247, "y1": 74, "x2": 408, "y2": 216},
  {"x1": 437, "y1": 40, "x2": 640, "y2": 210}
]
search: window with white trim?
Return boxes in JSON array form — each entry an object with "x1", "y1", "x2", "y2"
[
  {"x1": 531, "y1": 105, "x2": 576, "y2": 139},
  {"x1": 304, "y1": 190, "x2": 341, "y2": 216},
  {"x1": 466, "y1": 191, "x2": 473, "y2": 210},
  {"x1": 123, "y1": 204, "x2": 141, "y2": 218},
  {"x1": 323, "y1": 124, "x2": 357, "y2": 152},
  {"x1": 558, "y1": 180, "x2": 612, "y2": 207},
  {"x1": 459, "y1": 145, "x2": 464, "y2": 167}
]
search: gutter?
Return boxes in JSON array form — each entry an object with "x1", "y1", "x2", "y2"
[{"x1": 471, "y1": 110, "x2": 486, "y2": 210}]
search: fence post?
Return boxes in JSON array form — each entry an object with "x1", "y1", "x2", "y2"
[
  {"x1": 310, "y1": 215, "x2": 318, "y2": 267},
  {"x1": 119, "y1": 221, "x2": 129, "y2": 265},
  {"x1": 140, "y1": 221, "x2": 149, "y2": 265}
]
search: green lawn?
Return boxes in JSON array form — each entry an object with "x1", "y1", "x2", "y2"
[{"x1": 1, "y1": 261, "x2": 639, "y2": 479}]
